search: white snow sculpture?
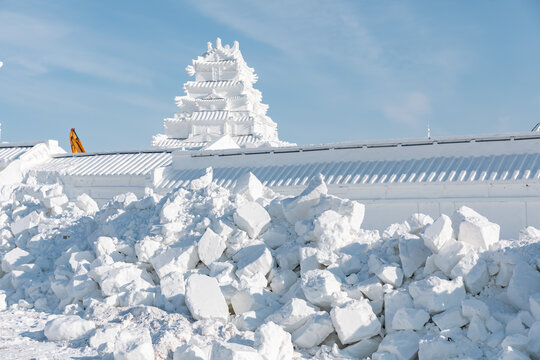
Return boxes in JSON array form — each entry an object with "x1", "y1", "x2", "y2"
[{"x1": 153, "y1": 38, "x2": 292, "y2": 150}]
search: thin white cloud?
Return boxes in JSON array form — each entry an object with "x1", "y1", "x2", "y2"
[
  {"x1": 0, "y1": 10, "x2": 148, "y2": 84},
  {"x1": 186, "y1": 0, "x2": 382, "y2": 73},
  {"x1": 383, "y1": 92, "x2": 431, "y2": 126}
]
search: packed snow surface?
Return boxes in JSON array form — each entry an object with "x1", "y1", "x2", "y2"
[{"x1": 0, "y1": 171, "x2": 539, "y2": 359}]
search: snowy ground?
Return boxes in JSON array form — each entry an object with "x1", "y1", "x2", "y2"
[
  {"x1": 0, "y1": 308, "x2": 98, "y2": 359},
  {"x1": 0, "y1": 170, "x2": 539, "y2": 359}
]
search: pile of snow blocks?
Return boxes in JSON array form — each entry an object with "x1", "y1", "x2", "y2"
[{"x1": 0, "y1": 171, "x2": 539, "y2": 359}]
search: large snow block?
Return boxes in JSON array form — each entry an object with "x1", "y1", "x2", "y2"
[
  {"x1": 432, "y1": 239, "x2": 470, "y2": 276},
  {"x1": 11, "y1": 211, "x2": 40, "y2": 235},
  {"x1": 90, "y1": 262, "x2": 154, "y2": 297},
  {"x1": 422, "y1": 214, "x2": 453, "y2": 253},
  {"x1": 313, "y1": 209, "x2": 353, "y2": 252},
  {"x1": 343, "y1": 337, "x2": 381, "y2": 359},
  {"x1": 185, "y1": 274, "x2": 228, "y2": 321},
  {"x1": 270, "y1": 269, "x2": 297, "y2": 295},
  {"x1": 384, "y1": 289, "x2": 414, "y2": 331},
  {"x1": 235, "y1": 172, "x2": 264, "y2": 202},
  {"x1": 454, "y1": 206, "x2": 499, "y2": 249},
  {"x1": 234, "y1": 244, "x2": 273, "y2": 279},
  {"x1": 76, "y1": 193, "x2": 99, "y2": 214},
  {"x1": 43, "y1": 194, "x2": 68, "y2": 209},
  {"x1": 530, "y1": 293, "x2": 540, "y2": 320},
  {"x1": 114, "y1": 327, "x2": 154, "y2": 360},
  {"x1": 432, "y1": 307, "x2": 469, "y2": 330},
  {"x1": 418, "y1": 337, "x2": 463, "y2": 360},
  {"x1": 391, "y1": 307, "x2": 430, "y2": 331},
  {"x1": 150, "y1": 244, "x2": 199, "y2": 279},
  {"x1": 160, "y1": 271, "x2": 185, "y2": 305},
  {"x1": 198, "y1": 228, "x2": 226, "y2": 266},
  {"x1": 507, "y1": 261, "x2": 540, "y2": 311},
  {"x1": 331, "y1": 299, "x2": 381, "y2": 344},
  {"x1": 282, "y1": 174, "x2": 327, "y2": 224},
  {"x1": 254, "y1": 322, "x2": 294, "y2": 360},
  {"x1": 369, "y1": 256, "x2": 403, "y2": 287},
  {"x1": 1, "y1": 247, "x2": 34, "y2": 273},
  {"x1": 408, "y1": 276, "x2": 466, "y2": 314},
  {"x1": 231, "y1": 288, "x2": 276, "y2": 315},
  {"x1": 44, "y1": 315, "x2": 95, "y2": 341},
  {"x1": 291, "y1": 311, "x2": 334, "y2": 349},
  {"x1": 376, "y1": 330, "x2": 420, "y2": 360},
  {"x1": 398, "y1": 235, "x2": 430, "y2": 278},
  {"x1": 211, "y1": 341, "x2": 262, "y2": 360},
  {"x1": 234, "y1": 202, "x2": 271, "y2": 238},
  {"x1": 265, "y1": 298, "x2": 319, "y2": 332},
  {"x1": 301, "y1": 269, "x2": 344, "y2": 308},
  {"x1": 450, "y1": 252, "x2": 489, "y2": 294}
]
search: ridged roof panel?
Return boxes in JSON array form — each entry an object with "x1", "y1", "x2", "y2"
[
  {"x1": 155, "y1": 152, "x2": 540, "y2": 190},
  {"x1": 35, "y1": 151, "x2": 172, "y2": 176},
  {"x1": 0, "y1": 146, "x2": 32, "y2": 163}
]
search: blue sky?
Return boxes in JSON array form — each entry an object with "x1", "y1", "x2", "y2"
[{"x1": 1, "y1": 0, "x2": 539, "y2": 151}]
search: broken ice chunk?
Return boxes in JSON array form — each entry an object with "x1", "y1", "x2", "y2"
[
  {"x1": 265, "y1": 298, "x2": 319, "y2": 332},
  {"x1": 234, "y1": 201, "x2": 271, "y2": 238},
  {"x1": 197, "y1": 228, "x2": 226, "y2": 266},
  {"x1": 282, "y1": 174, "x2": 327, "y2": 224},
  {"x1": 185, "y1": 274, "x2": 228, "y2": 321},
  {"x1": 375, "y1": 330, "x2": 420, "y2": 360},
  {"x1": 254, "y1": 321, "x2": 294, "y2": 360},
  {"x1": 114, "y1": 327, "x2": 154, "y2": 360},
  {"x1": 234, "y1": 172, "x2": 264, "y2": 202},
  {"x1": 301, "y1": 269, "x2": 344, "y2": 308},
  {"x1": 422, "y1": 214, "x2": 453, "y2": 253},
  {"x1": 391, "y1": 307, "x2": 430, "y2": 331},
  {"x1": 408, "y1": 276, "x2": 466, "y2": 314},
  {"x1": 398, "y1": 235, "x2": 430, "y2": 278},
  {"x1": 330, "y1": 298, "x2": 381, "y2": 344},
  {"x1": 453, "y1": 206, "x2": 499, "y2": 249},
  {"x1": 44, "y1": 315, "x2": 95, "y2": 341},
  {"x1": 234, "y1": 244, "x2": 273, "y2": 280},
  {"x1": 291, "y1": 311, "x2": 334, "y2": 349}
]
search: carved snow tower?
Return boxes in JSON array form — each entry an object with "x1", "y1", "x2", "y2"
[{"x1": 153, "y1": 38, "x2": 293, "y2": 150}]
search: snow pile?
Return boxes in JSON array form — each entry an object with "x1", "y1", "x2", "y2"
[{"x1": 0, "y1": 172, "x2": 539, "y2": 359}]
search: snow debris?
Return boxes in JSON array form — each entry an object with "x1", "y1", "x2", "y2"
[
  {"x1": 185, "y1": 274, "x2": 228, "y2": 321},
  {"x1": 391, "y1": 307, "x2": 430, "y2": 331},
  {"x1": 254, "y1": 321, "x2": 294, "y2": 360},
  {"x1": 114, "y1": 327, "x2": 154, "y2": 360},
  {"x1": 374, "y1": 330, "x2": 420, "y2": 360},
  {"x1": 301, "y1": 269, "x2": 344, "y2": 308},
  {"x1": 235, "y1": 172, "x2": 264, "y2": 202},
  {"x1": 422, "y1": 214, "x2": 453, "y2": 253},
  {"x1": 432, "y1": 307, "x2": 469, "y2": 330},
  {"x1": 454, "y1": 206, "x2": 500, "y2": 249},
  {"x1": 291, "y1": 311, "x2": 334, "y2": 349},
  {"x1": 44, "y1": 315, "x2": 95, "y2": 341},
  {"x1": 1, "y1": 172, "x2": 540, "y2": 358},
  {"x1": 197, "y1": 228, "x2": 226, "y2": 266},
  {"x1": 265, "y1": 298, "x2": 318, "y2": 332},
  {"x1": 398, "y1": 235, "x2": 430, "y2": 278},
  {"x1": 234, "y1": 201, "x2": 271, "y2": 238},
  {"x1": 409, "y1": 276, "x2": 466, "y2": 313},
  {"x1": 330, "y1": 298, "x2": 381, "y2": 344}
]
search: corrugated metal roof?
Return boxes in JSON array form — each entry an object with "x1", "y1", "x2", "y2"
[
  {"x1": 152, "y1": 135, "x2": 292, "y2": 150},
  {"x1": 35, "y1": 151, "x2": 172, "y2": 176},
  {"x1": 0, "y1": 146, "x2": 32, "y2": 163},
  {"x1": 156, "y1": 152, "x2": 540, "y2": 190},
  {"x1": 185, "y1": 80, "x2": 243, "y2": 89}
]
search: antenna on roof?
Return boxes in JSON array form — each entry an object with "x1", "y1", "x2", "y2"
[{"x1": 427, "y1": 119, "x2": 431, "y2": 139}]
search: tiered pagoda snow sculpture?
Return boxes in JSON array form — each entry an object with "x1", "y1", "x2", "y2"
[{"x1": 152, "y1": 38, "x2": 293, "y2": 150}]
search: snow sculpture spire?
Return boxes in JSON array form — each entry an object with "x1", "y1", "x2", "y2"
[{"x1": 152, "y1": 38, "x2": 293, "y2": 150}]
